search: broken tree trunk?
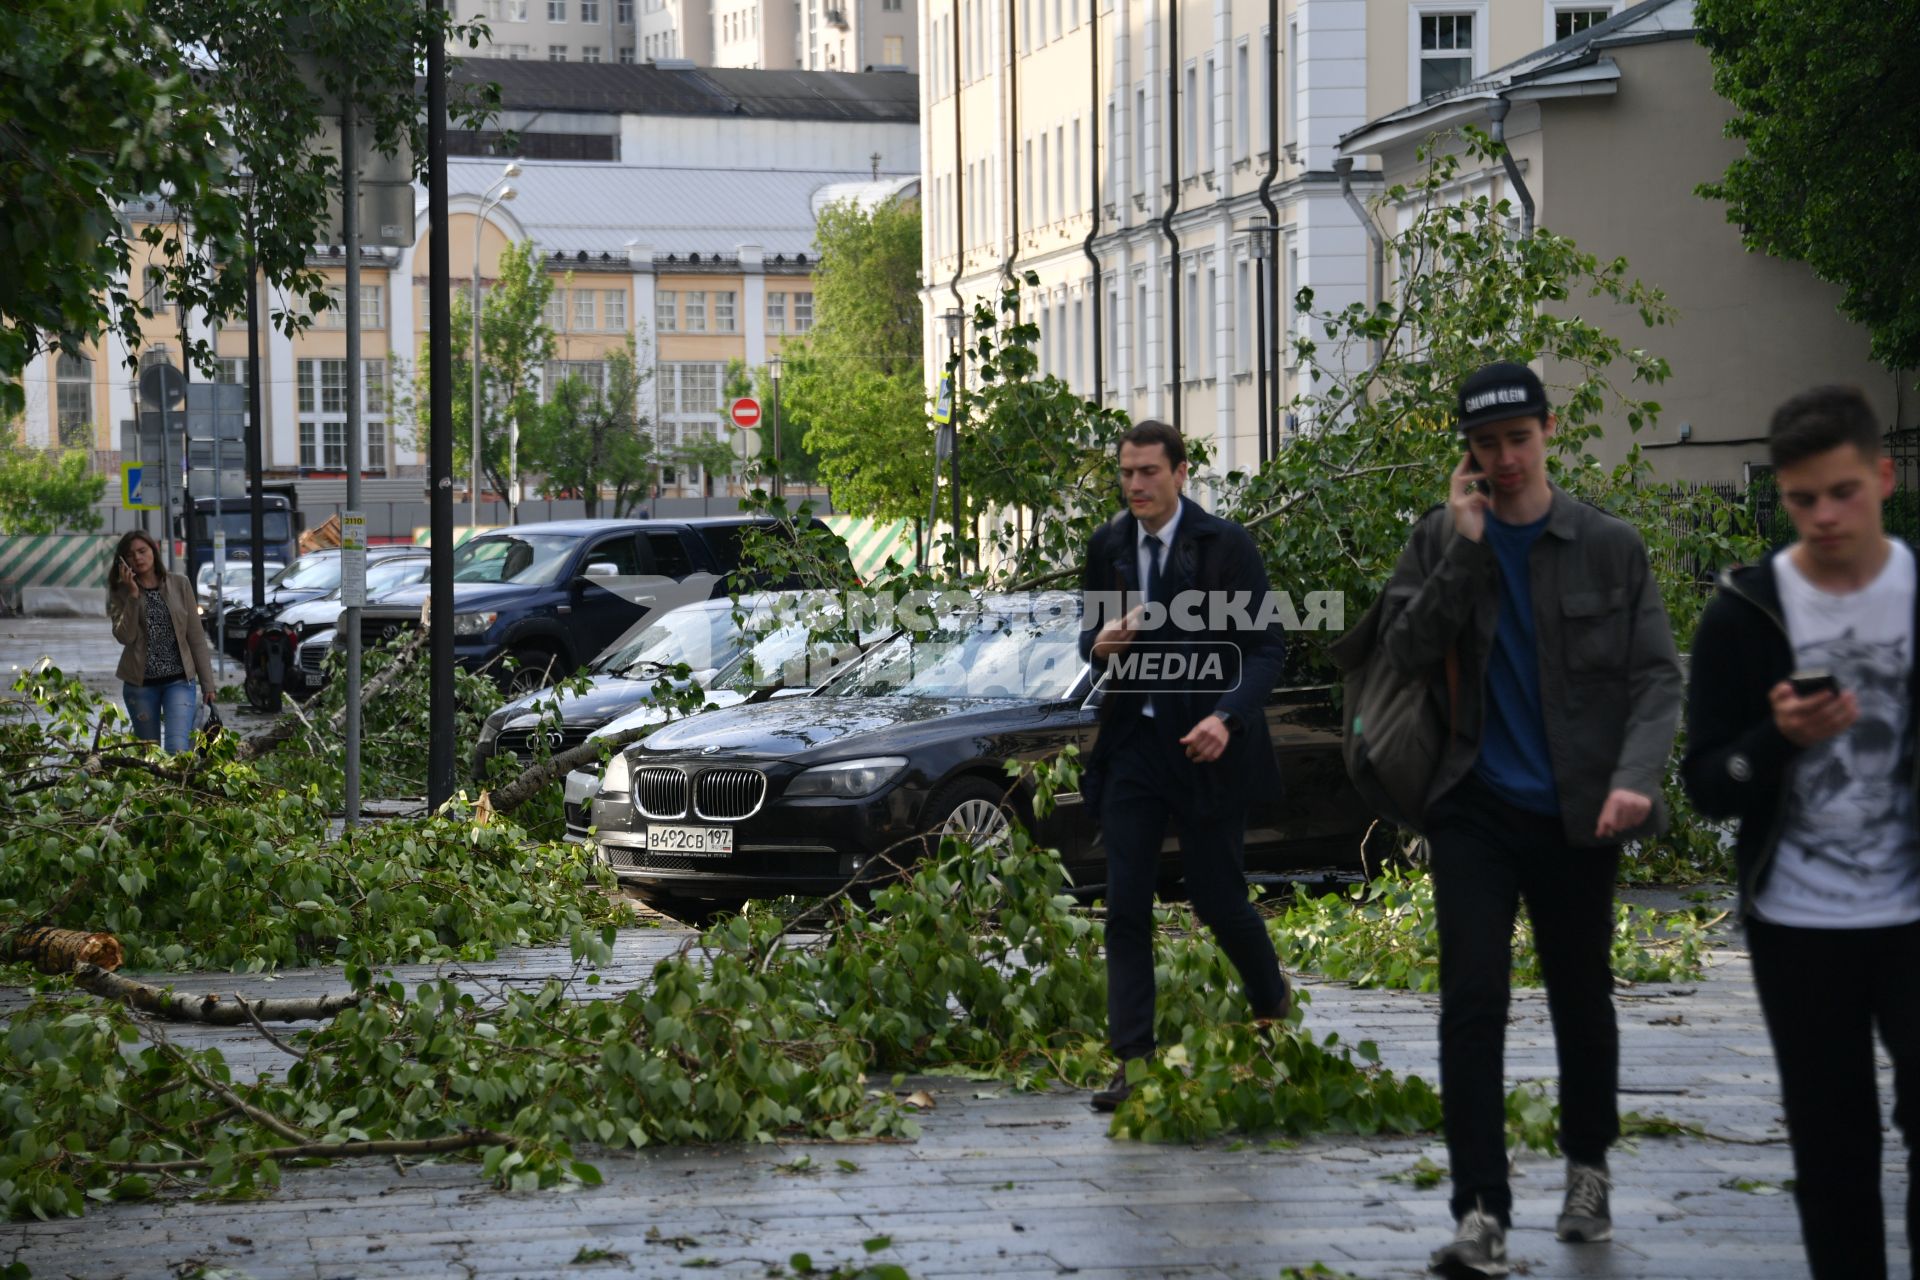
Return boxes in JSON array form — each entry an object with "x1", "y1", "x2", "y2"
[
  {"x1": 238, "y1": 627, "x2": 427, "y2": 761},
  {"x1": 2, "y1": 926, "x2": 124, "y2": 974},
  {"x1": 72, "y1": 962, "x2": 363, "y2": 1023},
  {"x1": 485, "y1": 723, "x2": 654, "y2": 816}
]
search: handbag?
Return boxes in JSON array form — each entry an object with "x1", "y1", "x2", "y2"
[
  {"x1": 196, "y1": 700, "x2": 225, "y2": 752},
  {"x1": 1329, "y1": 594, "x2": 1459, "y2": 832}
]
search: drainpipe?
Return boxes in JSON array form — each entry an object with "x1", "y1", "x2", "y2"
[
  {"x1": 1332, "y1": 155, "x2": 1383, "y2": 368},
  {"x1": 1083, "y1": 0, "x2": 1103, "y2": 401},
  {"x1": 1002, "y1": 0, "x2": 1020, "y2": 291},
  {"x1": 1159, "y1": 0, "x2": 1181, "y2": 430},
  {"x1": 1486, "y1": 97, "x2": 1534, "y2": 240},
  {"x1": 1255, "y1": 0, "x2": 1279, "y2": 459},
  {"x1": 948, "y1": 0, "x2": 965, "y2": 323}
]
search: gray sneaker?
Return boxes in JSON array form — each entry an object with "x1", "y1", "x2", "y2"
[
  {"x1": 1429, "y1": 1205, "x2": 1509, "y2": 1278},
  {"x1": 1556, "y1": 1159, "x2": 1613, "y2": 1243}
]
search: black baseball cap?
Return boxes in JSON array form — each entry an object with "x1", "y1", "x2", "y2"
[{"x1": 1456, "y1": 361, "x2": 1549, "y2": 433}]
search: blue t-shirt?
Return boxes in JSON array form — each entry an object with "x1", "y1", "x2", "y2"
[{"x1": 1474, "y1": 510, "x2": 1560, "y2": 815}]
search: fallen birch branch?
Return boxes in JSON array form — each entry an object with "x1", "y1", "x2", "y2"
[{"x1": 72, "y1": 962, "x2": 362, "y2": 1023}]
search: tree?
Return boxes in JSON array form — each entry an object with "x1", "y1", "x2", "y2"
[
  {"x1": 783, "y1": 198, "x2": 928, "y2": 519},
  {"x1": 407, "y1": 241, "x2": 554, "y2": 504},
  {"x1": 0, "y1": 441, "x2": 106, "y2": 534},
  {"x1": 723, "y1": 358, "x2": 820, "y2": 491},
  {"x1": 0, "y1": 0, "x2": 496, "y2": 418},
  {"x1": 1695, "y1": 0, "x2": 1920, "y2": 369},
  {"x1": 524, "y1": 337, "x2": 656, "y2": 517}
]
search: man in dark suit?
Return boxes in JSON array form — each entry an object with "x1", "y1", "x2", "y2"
[{"x1": 1077, "y1": 419, "x2": 1293, "y2": 1112}]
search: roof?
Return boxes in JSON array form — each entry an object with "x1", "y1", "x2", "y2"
[
  {"x1": 1340, "y1": 0, "x2": 1694, "y2": 155},
  {"x1": 449, "y1": 58, "x2": 919, "y2": 124},
  {"x1": 447, "y1": 157, "x2": 906, "y2": 259},
  {"x1": 810, "y1": 175, "x2": 921, "y2": 218}
]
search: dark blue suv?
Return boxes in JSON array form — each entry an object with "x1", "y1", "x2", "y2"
[{"x1": 346, "y1": 517, "x2": 834, "y2": 693}]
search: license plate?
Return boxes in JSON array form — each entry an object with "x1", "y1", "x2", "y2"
[
  {"x1": 305, "y1": 671, "x2": 325, "y2": 687},
  {"x1": 645, "y1": 824, "x2": 733, "y2": 856}
]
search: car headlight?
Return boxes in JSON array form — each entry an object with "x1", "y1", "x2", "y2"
[
  {"x1": 603, "y1": 751, "x2": 631, "y2": 794},
  {"x1": 453, "y1": 611, "x2": 498, "y2": 637},
  {"x1": 784, "y1": 756, "x2": 908, "y2": 799}
]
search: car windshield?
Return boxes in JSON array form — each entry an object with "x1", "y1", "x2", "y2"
[
  {"x1": 823, "y1": 605, "x2": 1083, "y2": 701},
  {"x1": 714, "y1": 620, "x2": 874, "y2": 692},
  {"x1": 451, "y1": 534, "x2": 580, "y2": 585},
  {"x1": 272, "y1": 554, "x2": 341, "y2": 591},
  {"x1": 365, "y1": 557, "x2": 429, "y2": 597},
  {"x1": 589, "y1": 603, "x2": 746, "y2": 676}
]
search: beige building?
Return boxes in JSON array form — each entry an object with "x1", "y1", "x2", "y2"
[
  {"x1": 921, "y1": 0, "x2": 1621, "y2": 474},
  {"x1": 462, "y1": 0, "x2": 917, "y2": 71},
  {"x1": 1340, "y1": 0, "x2": 1916, "y2": 483}
]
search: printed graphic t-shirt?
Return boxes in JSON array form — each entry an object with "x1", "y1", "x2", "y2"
[{"x1": 1758, "y1": 539, "x2": 1920, "y2": 928}]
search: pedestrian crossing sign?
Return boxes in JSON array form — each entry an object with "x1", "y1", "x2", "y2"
[
  {"x1": 932, "y1": 374, "x2": 953, "y2": 425},
  {"x1": 121, "y1": 462, "x2": 157, "y2": 510}
]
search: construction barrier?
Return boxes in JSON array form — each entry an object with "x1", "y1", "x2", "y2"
[
  {"x1": 821, "y1": 515, "x2": 916, "y2": 583},
  {"x1": 410, "y1": 526, "x2": 501, "y2": 547},
  {"x1": 0, "y1": 535, "x2": 115, "y2": 614}
]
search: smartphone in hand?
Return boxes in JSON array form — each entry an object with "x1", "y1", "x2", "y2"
[
  {"x1": 1462, "y1": 453, "x2": 1488, "y2": 495},
  {"x1": 1788, "y1": 669, "x2": 1841, "y2": 698}
]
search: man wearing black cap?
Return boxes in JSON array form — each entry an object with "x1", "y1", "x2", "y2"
[{"x1": 1376, "y1": 362, "x2": 1683, "y2": 1277}]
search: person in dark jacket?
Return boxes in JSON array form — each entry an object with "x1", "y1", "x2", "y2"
[
  {"x1": 1379, "y1": 363, "x2": 1682, "y2": 1278},
  {"x1": 107, "y1": 529, "x2": 219, "y2": 752},
  {"x1": 1682, "y1": 385, "x2": 1919, "y2": 1280},
  {"x1": 1076, "y1": 420, "x2": 1292, "y2": 1114}
]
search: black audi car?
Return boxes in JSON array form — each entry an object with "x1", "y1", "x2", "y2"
[{"x1": 588, "y1": 592, "x2": 1376, "y2": 922}]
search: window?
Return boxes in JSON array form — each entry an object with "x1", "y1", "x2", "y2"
[
  {"x1": 581, "y1": 45, "x2": 601, "y2": 61},
  {"x1": 573, "y1": 290, "x2": 596, "y2": 330},
  {"x1": 366, "y1": 360, "x2": 388, "y2": 471},
  {"x1": 883, "y1": 34, "x2": 903, "y2": 63},
  {"x1": 1234, "y1": 40, "x2": 1250, "y2": 160},
  {"x1": 500, "y1": 42, "x2": 532, "y2": 57},
  {"x1": 1134, "y1": 85, "x2": 1148, "y2": 190},
  {"x1": 546, "y1": 0, "x2": 564, "y2": 18},
  {"x1": 142, "y1": 267, "x2": 168, "y2": 312},
  {"x1": 581, "y1": 0, "x2": 599, "y2": 18},
  {"x1": 661, "y1": 362, "x2": 725, "y2": 416},
  {"x1": 317, "y1": 284, "x2": 347, "y2": 328},
  {"x1": 1282, "y1": 24, "x2": 1294, "y2": 149},
  {"x1": 295, "y1": 359, "x2": 387, "y2": 471},
  {"x1": 1419, "y1": 12, "x2": 1476, "y2": 98},
  {"x1": 1039, "y1": 134, "x2": 1049, "y2": 223},
  {"x1": 214, "y1": 358, "x2": 250, "y2": 387},
  {"x1": 1055, "y1": 124, "x2": 1065, "y2": 219},
  {"x1": 1073, "y1": 299, "x2": 1084, "y2": 388},
  {"x1": 1183, "y1": 63, "x2": 1198, "y2": 178},
  {"x1": 55, "y1": 353, "x2": 92, "y2": 448},
  {"x1": 360, "y1": 284, "x2": 384, "y2": 330},
  {"x1": 1204, "y1": 267, "x2": 1217, "y2": 375},
  {"x1": 1133, "y1": 279, "x2": 1147, "y2": 388},
  {"x1": 882, "y1": 0, "x2": 901, "y2": 9},
  {"x1": 1184, "y1": 269, "x2": 1200, "y2": 372},
  {"x1": 1106, "y1": 287, "x2": 1119, "y2": 387},
  {"x1": 1072, "y1": 118, "x2": 1082, "y2": 212},
  {"x1": 617, "y1": 0, "x2": 632, "y2": 20},
  {"x1": 548, "y1": 44, "x2": 567, "y2": 60},
  {"x1": 510, "y1": 0, "x2": 527, "y2": 16},
  {"x1": 545, "y1": 288, "x2": 568, "y2": 332},
  {"x1": 684, "y1": 290, "x2": 707, "y2": 332},
  {"x1": 792, "y1": 291, "x2": 813, "y2": 332},
  {"x1": 604, "y1": 290, "x2": 627, "y2": 331},
  {"x1": 1235, "y1": 258, "x2": 1251, "y2": 372},
  {"x1": 766, "y1": 291, "x2": 786, "y2": 333},
  {"x1": 545, "y1": 359, "x2": 609, "y2": 402},
  {"x1": 657, "y1": 290, "x2": 677, "y2": 331},
  {"x1": 1203, "y1": 55, "x2": 1216, "y2": 170},
  {"x1": 1023, "y1": 140, "x2": 1034, "y2": 225},
  {"x1": 619, "y1": 46, "x2": 635, "y2": 62},
  {"x1": 1553, "y1": 5, "x2": 1611, "y2": 40},
  {"x1": 714, "y1": 291, "x2": 736, "y2": 332}
]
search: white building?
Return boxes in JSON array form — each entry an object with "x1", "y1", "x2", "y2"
[{"x1": 463, "y1": 0, "x2": 919, "y2": 72}]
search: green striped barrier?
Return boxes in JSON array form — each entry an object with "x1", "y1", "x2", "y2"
[
  {"x1": 822, "y1": 515, "x2": 916, "y2": 584},
  {"x1": 411, "y1": 526, "x2": 501, "y2": 547},
  {"x1": 0, "y1": 535, "x2": 113, "y2": 591}
]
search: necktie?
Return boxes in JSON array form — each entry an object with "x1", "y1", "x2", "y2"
[{"x1": 1143, "y1": 533, "x2": 1164, "y2": 719}]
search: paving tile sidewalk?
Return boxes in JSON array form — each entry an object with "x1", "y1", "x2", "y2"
[{"x1": 4, "y1": 937, "x2": 1908, "y2": 1280}]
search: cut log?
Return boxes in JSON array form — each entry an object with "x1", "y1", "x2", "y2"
[
  {"x1": 72, "y1": 963, "x2": 362, "y2": 1023},
  {"x1": 2, "y1": 926, "x2": 124, "y2": 974}
]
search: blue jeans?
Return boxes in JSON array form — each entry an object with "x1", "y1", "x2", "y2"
[{"x1": 123, "y1": 678, "x2": 199, "y2": 753}]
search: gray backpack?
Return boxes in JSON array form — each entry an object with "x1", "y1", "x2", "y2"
[{"x1": 1328, "y1": 594, "x2": 1457, "y2": 833}]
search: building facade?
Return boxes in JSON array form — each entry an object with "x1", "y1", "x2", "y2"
[
  {"x1": 11, "y1": 61, "x2": 919, "y2": 510},
  {"x1": 461, "y1": 0, "x2": 919, "y2": 72},
  {"x1": 919, "y1": 0, "x2": 1630, "y2": 474}
]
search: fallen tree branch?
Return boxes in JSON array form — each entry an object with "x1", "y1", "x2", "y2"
[
  {"x1": 151, "y1": 1034, "x2": 312, "y2": 1145},
  {"x1": 2, "y1": 926, "x2": 123, "y2": 974},
  {"x1": 485, "y1": 723, "x2": 655, "y2": 816},
  {"x1": 238, "y1": 627, "x2": 427, "y2": 761},
  {"x1": 72, "y1": 963, "x2": 362, "y2": 1023},
  {"x1": 82, "y1": 1129, "x2": 516, "y2": 1174}
]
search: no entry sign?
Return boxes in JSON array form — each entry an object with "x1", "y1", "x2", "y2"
[{"x1": 729, "y1": 397, "x2": 762, "y2": 429}]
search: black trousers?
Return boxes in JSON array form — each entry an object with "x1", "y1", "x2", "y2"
[
  {"x1": 1746, "y1": 914, "x2": 1920, "y2": 1280},
  {"x1": 1427, "y1": 773, "x2": 1621, "y2": 1226},
  {"x1": 1099, "y1": 714, "x2": 1289, "y2": 1059}
]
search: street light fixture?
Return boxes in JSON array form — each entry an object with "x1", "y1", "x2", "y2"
[
  {"x1": 471, "y1": 162, "x2": 521, "y2": 530},
  {"x1": 766, "y1": 353, "x2": 783, "y2": 503}
]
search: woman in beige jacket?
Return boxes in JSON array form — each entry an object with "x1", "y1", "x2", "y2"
[{"x1": 107, "y1": 530, "x2": 218, "y2": 751}]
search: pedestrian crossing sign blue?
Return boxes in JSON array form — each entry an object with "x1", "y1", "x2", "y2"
[
  {"x1": 932, "y1": 374, "x2": 953, "y2": 425},
  {"x1": 121, "y1": 462, "x2": 157, "y2": 510}
]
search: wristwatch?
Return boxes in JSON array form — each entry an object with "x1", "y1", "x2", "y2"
[{"x1": 1215, "y1": 710, "x2": 1241, "y2": 735}]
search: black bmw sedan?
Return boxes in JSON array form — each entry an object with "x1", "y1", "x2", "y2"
[{"x1": 589, "y1": 592, "x2": 1377, "y2": 922}]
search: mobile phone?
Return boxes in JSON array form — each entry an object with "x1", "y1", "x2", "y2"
[
  {"x1": 1463, "y1": 453, "x2": 1488, "y2": 494},
  {"x1": 1788, "y1": 669, "x2": 1841, "y2": 698}
]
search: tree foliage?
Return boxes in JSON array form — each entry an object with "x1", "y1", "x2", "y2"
[
  {"x1": 0, "y1": 441, "x2": 106, "y2": 535},
  {"x1": 524, "y1": 337, "x2": 656, "y2": 517},
  {"x1": 785, "y1": 199, "x2": 929, "y2": 518},
  {"x1": 0, "y1": 0, "x2": 497, "y2": 418},
  {"x1": 1695, "y1": 0, "x2": 1920, "y2": 369}
]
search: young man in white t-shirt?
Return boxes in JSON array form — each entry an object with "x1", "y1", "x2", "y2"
[{"x1": 1683, "y1": 385, "x2": 1920, "y2": 1279}]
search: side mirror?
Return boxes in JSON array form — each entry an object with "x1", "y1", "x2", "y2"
[{"x1": 580, "y1": 561, "x2": 619, "y2": 580}]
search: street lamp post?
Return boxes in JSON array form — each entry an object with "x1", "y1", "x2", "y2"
[
  {"x1": 766, "y1": 353, "x2": 783, "y2": 505},
  {"x1": 470, "y1": 163, "x2": 520, "y2": 530}
]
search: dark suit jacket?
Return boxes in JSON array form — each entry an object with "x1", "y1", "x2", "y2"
[{"x1": 1077, "y1": 496, "x2": 1287, "y2": 816}]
